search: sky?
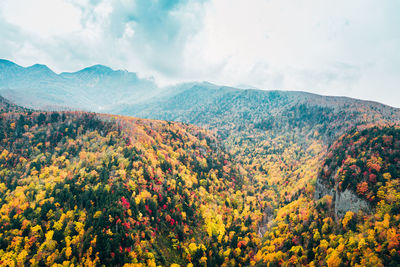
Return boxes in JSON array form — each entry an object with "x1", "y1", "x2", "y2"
[{"x1": 0, "y1": 0, "x2": 399, "y2": 107}]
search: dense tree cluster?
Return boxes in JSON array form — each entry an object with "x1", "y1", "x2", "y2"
[{"x1": 320, "y1": 126, "x2": 400, "y2": 203}]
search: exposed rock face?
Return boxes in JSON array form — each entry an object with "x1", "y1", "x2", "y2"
[
  {"x1": 315, "y1": 177, "x2": 371, "y2": 218},
  {"x1": 314, "y1": 178, "x2": 335, "y2": 199},
  {"x1": 334, "y1": 189, "x2": 370, "y2": 218}
]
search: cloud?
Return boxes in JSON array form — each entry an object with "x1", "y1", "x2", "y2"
[
  {"x1": 180, "y1": 0, "x2": 400, "y2": 107},
  {"x1": 0, "y1": 0, "x2": 399, "y2": 107},
  {"x1": 102, "y1": 0, "x2": 206, "y2": 75},
  {"x1": 0, "y1": 0, "x2": 207, "y2": 77},
  {"x1": 1, "y1": 0, "x2": 82, "y2": 38}
]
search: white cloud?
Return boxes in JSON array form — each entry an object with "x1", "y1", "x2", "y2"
[
  {"x1": 1, "y1": 0, "x2": 82, "y2": 38},
  {"x1": 192, "y1": 0, "x2": 399, "y2": 107},
  {"x1": 0, "y1": 0, "x2": 399, "y2": 107}
]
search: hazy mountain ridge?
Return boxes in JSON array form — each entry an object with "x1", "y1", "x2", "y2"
[
  {"x1": 2, "y1": 59, "x2": 399, "y2": 124},
  {"x1": 0, "y1": 59, "x2": 160, "y2": 112},
  {"x1": 122, "y1": 83, "x2": 400, "y2": 146}
]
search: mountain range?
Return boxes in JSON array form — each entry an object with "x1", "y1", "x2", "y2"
[
  {"x1": 0, "y1": 59, "x2": 400, "y2": 266},
  {"x1": 0, "y1": 59, "x2": 160, "y2": 111},
  {"x1": 2, "y1": 59, "x2": 398, "y2": 117}
]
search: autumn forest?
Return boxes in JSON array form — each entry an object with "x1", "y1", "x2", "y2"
[{"x1": 0, "y1": 86, "x2": 400, "y2": 267}]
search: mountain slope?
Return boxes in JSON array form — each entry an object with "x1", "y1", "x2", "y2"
[
  {"x1": 316, "y1": 125, "x2": 400, "y2": 217},
  {"x1": 117, "y1": 80, "x2": 400, "y2": 266},
  {"x1": 255, "y1": 125, "x2": 400, "y2": 266},
  {"x1": 0, "y1": 95, "x2": 31, "y2": 113},
  {"x1": 0, "y1": 111, "x2": 261, "y2": 266},
  {"x1": 121, "y1": 85, "x2": 400, "y2": 138},
  {"x1": 120, "y1": 83, "x2": 400, "y2": 215}
]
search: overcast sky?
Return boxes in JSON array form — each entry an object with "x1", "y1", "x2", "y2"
[{"x1": 0, "y1": 0, "x2": 399, "y2": 107}]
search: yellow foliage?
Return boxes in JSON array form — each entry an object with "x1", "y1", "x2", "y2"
[
  {"x1": 65, "y1": 247, "x2": 72, "y2": 259},
  {"x1": 93, "y1": 210, "x2": 102, "y2": 219},
  {"x1": 189, "y1": 243, "x2": 197, "y2": 252},
  {"x1": 342, "y1": 211, "x2": 354, "y2": 229}
]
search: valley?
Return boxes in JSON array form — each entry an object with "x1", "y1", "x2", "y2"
[{"x1": 0, "y1": 61, "x2": 399, "y2": 266}]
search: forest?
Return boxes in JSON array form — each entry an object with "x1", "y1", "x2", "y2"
[
  {"x1": 0, "y1": 95, "x2": 399, "y2": 266},
  {"x1": 0, "y1": 110, "x2": 262, "y2": 266}
]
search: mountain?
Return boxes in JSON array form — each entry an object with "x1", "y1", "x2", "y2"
[
  {"x1": 2, "y1": 60, "x2": 400, "y2": 265},
  {"x1": 0, "y1": 59, "x2": 160, "y2": 111},
  {"x1": 120, "y1": 84, "x2": 400, "y2": 135},
  {"x1": 119, "y1": 82, "x2": 400, "y2": 219},
  {"x1": 114, "y1": 76, "x2": 400, "y2": 266},
  {"x1": 0, "y1": 111, "x2": 260, "y2": 266}
]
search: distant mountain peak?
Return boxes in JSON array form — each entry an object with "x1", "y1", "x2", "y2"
[
  {"x1": 0, "y1": 59, "x2": 15, "y2": 65},
  {"x1": 28, "y1": 63, "x2": 54, "y2": 72},
  {"x1": 0, "y1": 59, "x2": 21, "y2": 68},
  {"x1": 78, "y1": 64, "x2": 114, "y2": 74}
]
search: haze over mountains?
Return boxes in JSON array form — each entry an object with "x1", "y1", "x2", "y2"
[
  {"x1": 0, "y1": 59, "x2": 160, "y2": 111},
  {"x1": 1, "y1": 59, "x2": 399, "y2": 116},
  {"x1": 2, "y1": 59, "x2": 400, "y2": 150}
]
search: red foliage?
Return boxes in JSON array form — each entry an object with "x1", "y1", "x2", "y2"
[
  {"x1": 369, "y1": 173, "x2": 377, "y2": 183},
  {"x1": 121, "y1": 197, "x2": 130, "y2": 209},
  {"x1": 356, "y1": 181, "x2": 369, "y2": 195}
]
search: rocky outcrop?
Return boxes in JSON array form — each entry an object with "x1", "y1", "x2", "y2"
[
  {"x1": 314, "y1": 178, "x2": 335, "y2": 199},
  {"x1": 334, "y1": 189, "x2": 370, "y2": 218},
  {"x1": 315, "y1": 177, "x2": 371, "y2": 218}
]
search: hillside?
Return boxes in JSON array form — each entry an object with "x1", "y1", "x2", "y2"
[
  {"x1": 118, "y1": 81, "x2": 400, "y2": 266},
  {"x1": 0, "y1": 111, "x2": 265, "y2": 266},
  {"x1": 121, "y1": 83, "x2": 400, "y2": 226},
  {"x1": 0, "y1": 95, "x2": 31, "y2": 113},
  {"x1": 316, "y1": 125, "x2": 400, "y2": 216},
  {"x1": 255, "y1": 125, "x2": 400, "y2": 266},
  {"x1": 122, "y1": 85, "x2": 400, "y2": 139}
]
